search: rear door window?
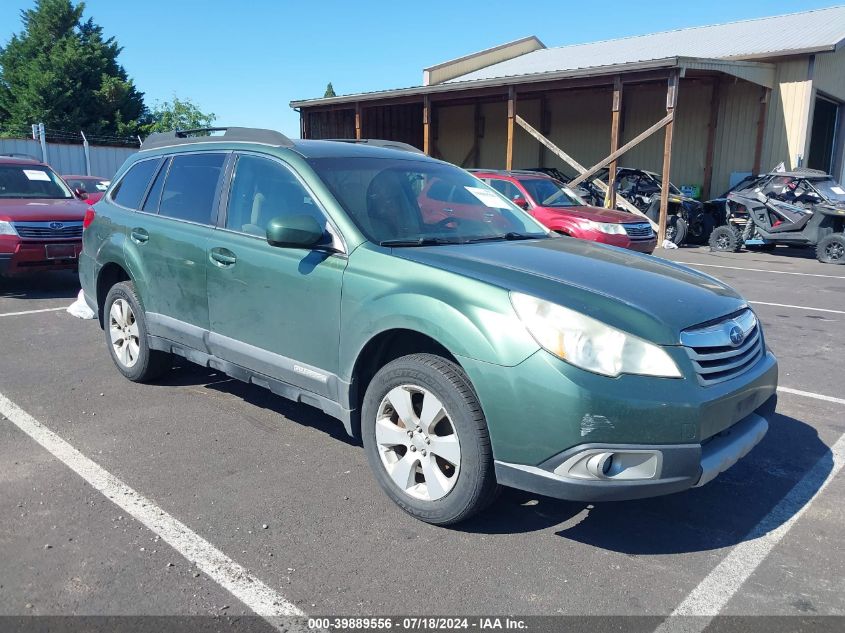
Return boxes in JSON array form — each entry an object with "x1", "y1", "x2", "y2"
[
  {"x1": 111, "y1": 159, "x2": 160, "y2": 209},
  {"x1": 158, "y1": 153, "x2": 226, "y2": 225},
  {"x1": 141, "y1": 158, "x2": 170, "y2": 213}
]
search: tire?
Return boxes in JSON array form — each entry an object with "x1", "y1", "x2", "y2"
[
  {"x1": 686, "y1": 214, "x2": 715, "y2": 245},
  {"x1": 361, "y1": 353, "x2": 498, "y2": 525},
  {"x1": 709, "y1": 225, "x2": 742, "y2": 252},
  {"x1": 816, "y1": 233, "x2": 845, "y2": 264},
  {"x1": 666, "y1": 216, "x2": 688, "y2": 245},
  {"x1": 103, "y1": 281, "x2": 171, "y2": 382}
]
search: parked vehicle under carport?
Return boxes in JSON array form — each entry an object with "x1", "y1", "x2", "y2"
[{"x1": 709, "y1": 189, "x2": 845, "y2": 264}]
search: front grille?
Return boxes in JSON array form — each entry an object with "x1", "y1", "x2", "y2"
[
  {"x1": 681, "y1": 309, "x2": 764, "y2": 386},
  {"x1": 13, "y1": 221, "x2": 83, "y2": 239},
  {"x1": 622, "y1": 222, "x2": 654, "y2": 239}
]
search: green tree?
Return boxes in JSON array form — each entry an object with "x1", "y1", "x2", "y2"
[
  {"x1": 324, "y1": 82, "x2": 336, "y2": 98},
  {"x1": 141, "y1": 97, "x2": 216, "y2": 135},
  {"x1": 0, "y1": 0, "x2": 145, "y2": 137}
]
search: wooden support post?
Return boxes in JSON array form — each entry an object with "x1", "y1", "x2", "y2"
[
  {"x1": 354, "y1": 103, "x2": 362, "y2": 140},
  {"x1": 657, "y1": 71, "x2": 679, "y2": 246},
  {"x1": 702, "y1": 80, "x2": 721, "y2": 199},
  {"x1": 423, "y1": 95, "x2": 431, "y2": 156},
  {"x1": 506, "y1": 86, "x2": 516, "y2": 170},
  {"x1": 607, "y1": 77, "x2": 623, "y2": 209},
  {"x1": 752, "y1": 87, "x2": 771, "y2": 175}
]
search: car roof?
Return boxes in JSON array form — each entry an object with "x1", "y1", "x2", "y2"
[
  {"x1": 0, "y1": 154, "x2": 45, "y2": 167},
  {"x1": 764, "y1": 168, "x2": 831, "y2": 178},
  {"x1": 290, "y1": 139, "x2": 428, "y2": 160}
]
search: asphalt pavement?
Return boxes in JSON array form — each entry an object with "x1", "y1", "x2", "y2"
[{"x1": 0, "y1": 245, "x2": 842, "y2": 629}]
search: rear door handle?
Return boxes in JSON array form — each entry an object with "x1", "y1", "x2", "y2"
[
  {"x1": 210, "y1": 247, "x2": 237, "y2": 267},
  {"x1": 130, "y1": 228, "x2": 149, "y2": 244}
]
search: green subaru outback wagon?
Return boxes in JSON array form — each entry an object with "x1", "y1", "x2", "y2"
[{"x1": 79, "y1": 127, "x2": 778, "y2": 525}]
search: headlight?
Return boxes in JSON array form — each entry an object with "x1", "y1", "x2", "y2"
[
  {"x1": 511, "y1": 292, "x2": 682, "y2": 378},
  {"x1": 586, "y1": 220, "x2": 627, "y2": 235},
  {"x1": 0, "y1": 221, "x2": 18, "y2": 236}
]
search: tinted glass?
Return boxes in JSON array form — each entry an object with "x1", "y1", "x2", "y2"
[
  {"x1": 66, "y1": 177, "x2": 109, "y2": 193},
  {"x1": 519, "y1": 178, "x2": 583, "y2": 207},
  {"x1": 488, "y1": 179, "x2": 522, "y2": 201},
  {"x1": 142, "y1": 158, "x2": 170, "y2": 212},
  {"x1": 159, "y1": 153, "x2": 225, "y2": 224},
  {"x1": 226, "y1": 155, "x2": 324, "y2": 236},
  {"x1": 112, "y1": 159, "x2": 159, "y2": 209},
  {"x1": 309, "y1": 157, "x2": 548, "y2": 244},
  {"x1": 0, "y1": 164, "x2": 73, "y2": 199}
]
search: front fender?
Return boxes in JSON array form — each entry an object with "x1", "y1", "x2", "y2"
[{"x1": 338, "y1": 246, "x2": 539, "y2": 380}]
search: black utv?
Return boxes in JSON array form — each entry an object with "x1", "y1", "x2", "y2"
[{"x1": 709, "y1": 189, "x2": 845, "y2": 264}]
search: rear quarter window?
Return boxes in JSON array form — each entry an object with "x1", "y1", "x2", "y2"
[{"x1": 111, "y1": 159, "x2": 160, "y2": 209}]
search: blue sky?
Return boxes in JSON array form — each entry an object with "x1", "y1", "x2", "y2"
[{"x1": 0, "y1": 0, "x2": 838, "y2": 137}]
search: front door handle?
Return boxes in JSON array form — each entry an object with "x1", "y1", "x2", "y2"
[
  {"x1": 210, "y1": 247, "x2": 237, "y2": 267},
  {"x1": 130, "y1": 228, "x2": 149, "y2": 244}
]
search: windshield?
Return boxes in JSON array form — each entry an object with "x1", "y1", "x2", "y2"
[
  {"x1": 65, "y1": 177, "x2": 110, "y2": 193},
  {"x1": 811, "y1": 178, "x2": 845, "y2": 202},
  {"x1": 0, "y1": 164, "x2": 73, "y2": 199},
  {"x1": 519, "y1": 178, "x2": 584, "y2": 207},
  {"x1": 308, "y1": 157, "x2": 549, "y2": 245},
  {"x1": 647, "y1": 172, "x2": 682, "y2": 196}
]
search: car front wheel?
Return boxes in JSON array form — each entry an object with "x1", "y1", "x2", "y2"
[{"x1": 362, "y1": 353, "x2": 498, "y2": 525}]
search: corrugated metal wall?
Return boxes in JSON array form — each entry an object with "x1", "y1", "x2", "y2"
[
  {"x1": 711, "y1": 80, "x2": 761, "y2": 193},
  {"x1": 762, "y1": 58, "x2": 813, "y2": 169},
  {"x1": 0, "y1": 137, "x2": 136, "y2": 178},
  {"x1": 813, "y1": 48, "x2": 845, "y2": 101},
  {"x1": 434, "y1": 104, "x2": 475, "y2": 165}
]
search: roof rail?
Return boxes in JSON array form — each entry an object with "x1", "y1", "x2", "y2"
[
  {"x1": 0, "y1": 152, "x2": 40, "y2": 161},
  {"x1": 140, "y1": 127, "x2": 295, "y2": 151},
  {"x1": 324, "y1": 138, "x2": 425, "y2": 155}
]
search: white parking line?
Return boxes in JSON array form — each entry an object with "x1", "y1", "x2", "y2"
[
  {"x1": 0, "y1": 306, "x2": 69, "y2": 317},
  {"x1": 0, "y1": 392, "x2": 304, "y2": 622},
  {"x1": 672, "y1": 261, "x2": 845, "y2": 280},
  {"x1": 750, "y1": 301, "x2": 845, "y2": 315},
  {"x1": 778, "y1": 386, "x2": 845, "y2": 406},
  {"x1": 657, "y1": 432, "x2": 845, "y2": 631}
]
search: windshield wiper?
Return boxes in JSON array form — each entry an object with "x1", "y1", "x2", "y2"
[
  {"x1": 464, "y1": 232, "x2": 545, "y2": 243},
  {"x1": 379, "y1": 237, "x2": 461, "y2": 247}
]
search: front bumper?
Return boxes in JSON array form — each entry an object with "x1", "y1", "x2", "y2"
[
  {"x1": 494, "y1": 394, "x2": 775, "y2": 502},
  {"x1": 592, "y1": 232, "x2": 657, "y2": 253},
  {"x1": 0, "y1": 239, "x2": 82, "y2": 276}
]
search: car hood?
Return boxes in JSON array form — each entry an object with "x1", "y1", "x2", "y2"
[
  {"x1": 540, "y1": 205, "x2": 640, "y2": 223},
  {"x1": 0, "y1": 197, "x2": 89, "y2": 222},
  {"x1": 393, "y1": 237, "x2": 745, "y2": 345}
]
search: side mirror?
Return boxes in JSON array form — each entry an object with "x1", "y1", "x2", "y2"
[
  {"x1": 266, "y1": 214, "x2": 324, "y2": 248},
  {"x1": 755, "y1": 191, "x2": 768, "y2": 203},
  {"x1": 74, "y1": 188, "x2": 88, "y2": 200},
  {"x1": 512, "y1": 196, "x2": 529, "y2": 210}
]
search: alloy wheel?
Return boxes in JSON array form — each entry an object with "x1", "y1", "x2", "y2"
[
  {"x1": 825, "y1": 242, "x2": 844, "y2": 261},
  {"x1": 109, "y1": 298, "x2": 140, "y2": 368},
  {"x1": 375, "y1": 385, "x2": 461, "y2": 501}
]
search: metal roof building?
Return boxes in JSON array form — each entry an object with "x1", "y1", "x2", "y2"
[{"x1": 291, "y1": 6, "x2": 845, "y2": 201}]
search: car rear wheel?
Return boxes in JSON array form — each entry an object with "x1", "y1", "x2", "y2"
[
  {"x1": 816, "y1": 234, "x2": 845, "y2": 264},
  {"x1": 104, "y1": 281, "x2": 171, "y2": 382},
  {"x1": 362, "y1": 353, "x2": 498, "y2": 525},
  {"x1": 709, "y1": 225, "x2": 742, "y2": 252}
]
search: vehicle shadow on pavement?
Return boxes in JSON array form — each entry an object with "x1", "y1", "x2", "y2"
[
  {"x1": 157, "y1": 361, "x2": 359, "y2": 447},
  {"x1": 463, "y1": 412, "x2": 832, "y2": 551},
  {"x1": 0, "y1": 270, "x2": 80, "y2": 300}
]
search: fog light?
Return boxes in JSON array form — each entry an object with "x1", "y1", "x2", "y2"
[{"x1": 585, "y1": 452, "x2": 614, "y2": 478}]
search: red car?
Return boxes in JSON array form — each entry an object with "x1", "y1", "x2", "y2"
[
  {"x1": 0, "y1": 156, "x2": 91, "y2": 277},
  {"x1": 472, "y1": 170, "x2": 657, "y2": 254},
  {"x1": 62, "y1": 174, "x2": 111, "y2": 203}
]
